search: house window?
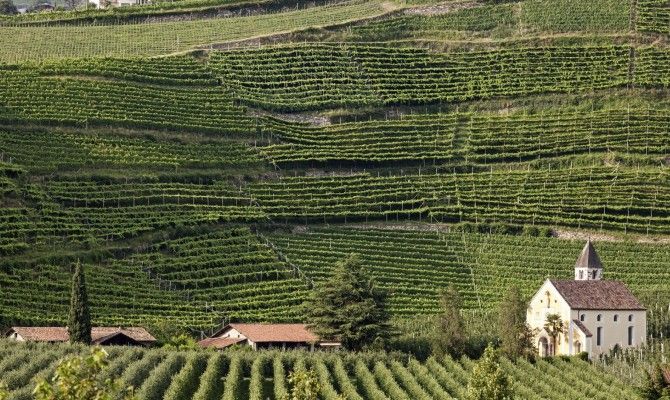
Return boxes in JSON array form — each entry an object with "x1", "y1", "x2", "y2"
[
  {"x1": 628, "y1": 327, "x2": 633, "y2": 346},
  {"x1": 628, "y1": 314, "x2": 633, "y2": 322},
  {"x1": 597, "y1": 327, "x2": 603, "y2": 346},
  {"x1": 597, "y1": 314, "x2": 602, "y2": 322},
  {"x1": 580, "y1": 314, "x2": 585, "y2": 322},
  {"x1": 614, "y1": 314, "x2": 619, "y2": 322},
  {"x1": 579, "y1": 270, "x2": 584, "y2": 279}
]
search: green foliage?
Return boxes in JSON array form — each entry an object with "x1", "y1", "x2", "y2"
[
  {"x1": 162, "y1": 334, "x2": 199, "y2": 351},
  {"x1": 0, "y1": 381, "x2": 8, "y2": 400},
  {"x1": 136, "y1": 353, "x2": 186, "y2": 400},
  {"x1": 497, "y1": 287, "x2": 537, "y2": 360},
  {"x1": 431, "y1": 285, "x2": 466, "y2": 358},
  {"x1": 33, "y1": 347, "x2": 135, "y2": 400},
  {"x1": 68, "y1": 260, "x2": 91, "y2": 345},
  {"x1": 286, "y1": 366, "x2": 321, "y2": 400},
  {"x1": 640, "y1": 364, "x2": 670, "y2": 400},
  {"x1": 466, "y1": 344, "x2": 513, "y2": 400},
  {"x1": 521, "y1": 0, "x2": 630, "y2": 32},
  {"x1": 306, "y1": 254, "x2": 392, "y2": 351},
  {"x1": 544, "y1": 314, "x2": 567, "y2": 357},
  {"x1": 0, "y1": 1, "x2": 393, "y2": 62},
  {"x1": 0, "y1": 0, "x2": 17, "y2": 15}
]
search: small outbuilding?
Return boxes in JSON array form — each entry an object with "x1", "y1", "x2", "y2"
[
  {"x1": 5, "y1": 326, "x2": 156, "y2": 347},
  {"x1": 198, "y1": 323, "x2": 340, "y2": 351}
]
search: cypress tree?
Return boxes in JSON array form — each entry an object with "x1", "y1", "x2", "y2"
[
  {"x1": 68, "y1": 260, "x2": 91, "y2": 345},
  {"x1": 305, "y1": 254, "x2": 391, "y2": 351}
]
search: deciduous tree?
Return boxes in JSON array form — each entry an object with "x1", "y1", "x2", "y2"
[
  {"x1": 34, "y1": 347, "x2": 135, "y2": 400},
  {"x1": 432, "y1": 285, "x2": 466, "y2": 358},
  {"x1": 497, "y1": 287, "x2": 536, "y2": 360},
  {"x1": 466, "y1": 344, "x2": 513, "y2": 400}
]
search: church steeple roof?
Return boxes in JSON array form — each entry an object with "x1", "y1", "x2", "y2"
[{"x1": 575, "y1": 240, "x2": 603, "y2": 269}]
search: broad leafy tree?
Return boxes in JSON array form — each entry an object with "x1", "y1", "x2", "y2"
[
  {"x1": 432, "y1": 285, "x2": 466, "y2": 358},
  {"x1": 497, "y1": 287, "x2": 536, "y2": 360},
  {"x1": 68, "y1": 261, "x2": 92, "y2": 345},
  {"x1": 305, "y1": 254, "x2": 391, "y2": 351},
  {"x1": 466, "y1": 344, "x2": 513, "y2": 400},
  {"x1": 34, "y1": 347, "x2": 135, "y2": 400}
]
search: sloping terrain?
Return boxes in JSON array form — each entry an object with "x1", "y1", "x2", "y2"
[{"x1": 0, "y1": 0, "x2": 668, "y2": 347}]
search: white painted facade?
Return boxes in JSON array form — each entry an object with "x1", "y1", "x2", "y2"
[
  {"x1": 527, "y1": 240, "x2": 647, "y2": 359},
  {"x1": 527, "y1": 280, "x2": 646, "y2": 358}
]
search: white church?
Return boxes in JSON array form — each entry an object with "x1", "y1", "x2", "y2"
[{"x1": 527, "y1": 240, "x2": 647, "y2": 358}]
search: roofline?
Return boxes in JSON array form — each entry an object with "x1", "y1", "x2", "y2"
[
  {"x1": 573, "y1": 307, "x2": 647, "y2": 311},
  {"x1": 549, "y1": 279, "x2": 647, "y2": 310},
  {"x1": 93, "y1": 331, "x2": 142, "y2": 345},
  {"x1": 211, "y1": 323, "x2": 319, "y2": 343}
]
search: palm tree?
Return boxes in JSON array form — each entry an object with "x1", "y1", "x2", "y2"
[{"x1": 544, "y1": 314, "x2": 566, "y2": 356}]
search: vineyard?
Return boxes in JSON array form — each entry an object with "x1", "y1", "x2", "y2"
[
  {"x1": 0, "y1": 341, "x2": 646, "y2": 400},
  {"x1": 0, "y1": 0, "x2": 669, "y2": 394},
  {"x1": 269, "y1": 227, "x2": 670, "y2": 314}
]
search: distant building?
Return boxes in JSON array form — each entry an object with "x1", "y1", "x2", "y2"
[
  {"x1": 527, "y1": 240, "x2": 647, "y2": 358},
  {"x1": 5, "y1": 326, "x2": 156, "y2": 347},
  {"x1": 88, "y1": 0, "x2": 150, "y2": 9},
  {"x1": 198, "y1": 323, "x2": 340, "y2": 351}
]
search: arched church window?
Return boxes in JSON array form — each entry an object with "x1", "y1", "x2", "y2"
[
  {"x1": 613, "y1": 315, "x2": 619, "y2": 322},
  {"x1": 597, "y1": 314, "x2": 602, "y2": 322},
  {"x1": 580, "y1": 314, "x2": 585, "y2": 322}
]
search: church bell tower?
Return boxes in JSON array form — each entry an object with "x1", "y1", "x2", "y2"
[{"x1": 574, "y1": 239, "x2": 603, "y2": 281}]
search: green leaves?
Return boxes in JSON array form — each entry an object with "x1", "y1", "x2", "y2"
[
  {"x1": 33, "y1": 347, "x2": 136, "y2": 400},
  {"x1": 466, "y1": 344, "x2": 513, "y2": 400},
  {"x1": 305, "y1": 253, "x2": 392, "y2": 351},
  {"x1": 68, "y1": 260, "x2": 91, "y2": 345}
]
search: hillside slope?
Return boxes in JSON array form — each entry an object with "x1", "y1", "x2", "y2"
[{"x1": 0, "y1": 0, "x2": 668, "y2": 340}]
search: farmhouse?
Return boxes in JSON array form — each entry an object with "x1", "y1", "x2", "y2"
[
  {"x1": 5, "y1": 326, "x2": 156, "y2": 347},
  {"x1": 527, "y1": 240, "x2": 647, "y2": 358},
  {"x1": 198, "y1": 323, "x2": 340, "y2": 351}
]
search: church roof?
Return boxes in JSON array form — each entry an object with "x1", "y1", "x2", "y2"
[
  {"x1": 572, "y1": 319, "x2": 593, "y2": 337},
  {"x1": 575, "y1": 240, "x2": 603, "y2": 269},
  {"x1": 550, "y1": 280, "x2": 646, "y2": 310}
]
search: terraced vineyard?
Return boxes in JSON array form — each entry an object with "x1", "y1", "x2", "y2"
[
  {"x1": 0, "y1": 226, "x2": 308, "y2": 329},
  {"x1": 250, "y1": 167, "x2": 669, "y2": 233},
  {"x1": 0, "y1": 0, "x2": 397, "y2": 62},
  {"x1": 270, "y1": 227, "x2": 670, "y2": 314},
  {"x1": 0, "y1": 341, "x2": 645, "y2": 400},
  {"x1": 0, "y1": 0, "x2": 669, "y2": 394},
  {"x1": 213, "y1": 44, "x2": 633, "y2": 111},
  {"x1": 259, "y1": 107, "x2": 670, "y2": 166}
]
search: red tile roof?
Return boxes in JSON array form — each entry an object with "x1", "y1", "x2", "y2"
[
  {"x1": 197, "y1": 337, "x2": 245, "y2": 349},
  {"x1": 219, "y1": 324, "x2": 319, "y2": 343},
  {"x1": 7, "y1": 327, "x2": 156, "y2": 343},
  {"x1": 551, "y1": 280, "x2": 645, "y2": 310},
  {"x1": 572, "y1": 319, "x2": 593, "y2": 337}
]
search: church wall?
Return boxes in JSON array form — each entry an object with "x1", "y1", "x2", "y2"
[
  {"x1": 574, "y1": 309, "x2": 646, "y2": 358},
  {"x1": 527, "y1": 280, "x2": 573, "y2": 356}
]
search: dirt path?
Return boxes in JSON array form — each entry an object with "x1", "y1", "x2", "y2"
[
  {"x1": 301, "y1": 221, "x2": 670, "y2": 244},
  {"x1": 404, "y1": 0, "x2": 480, "y2": 16}
]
